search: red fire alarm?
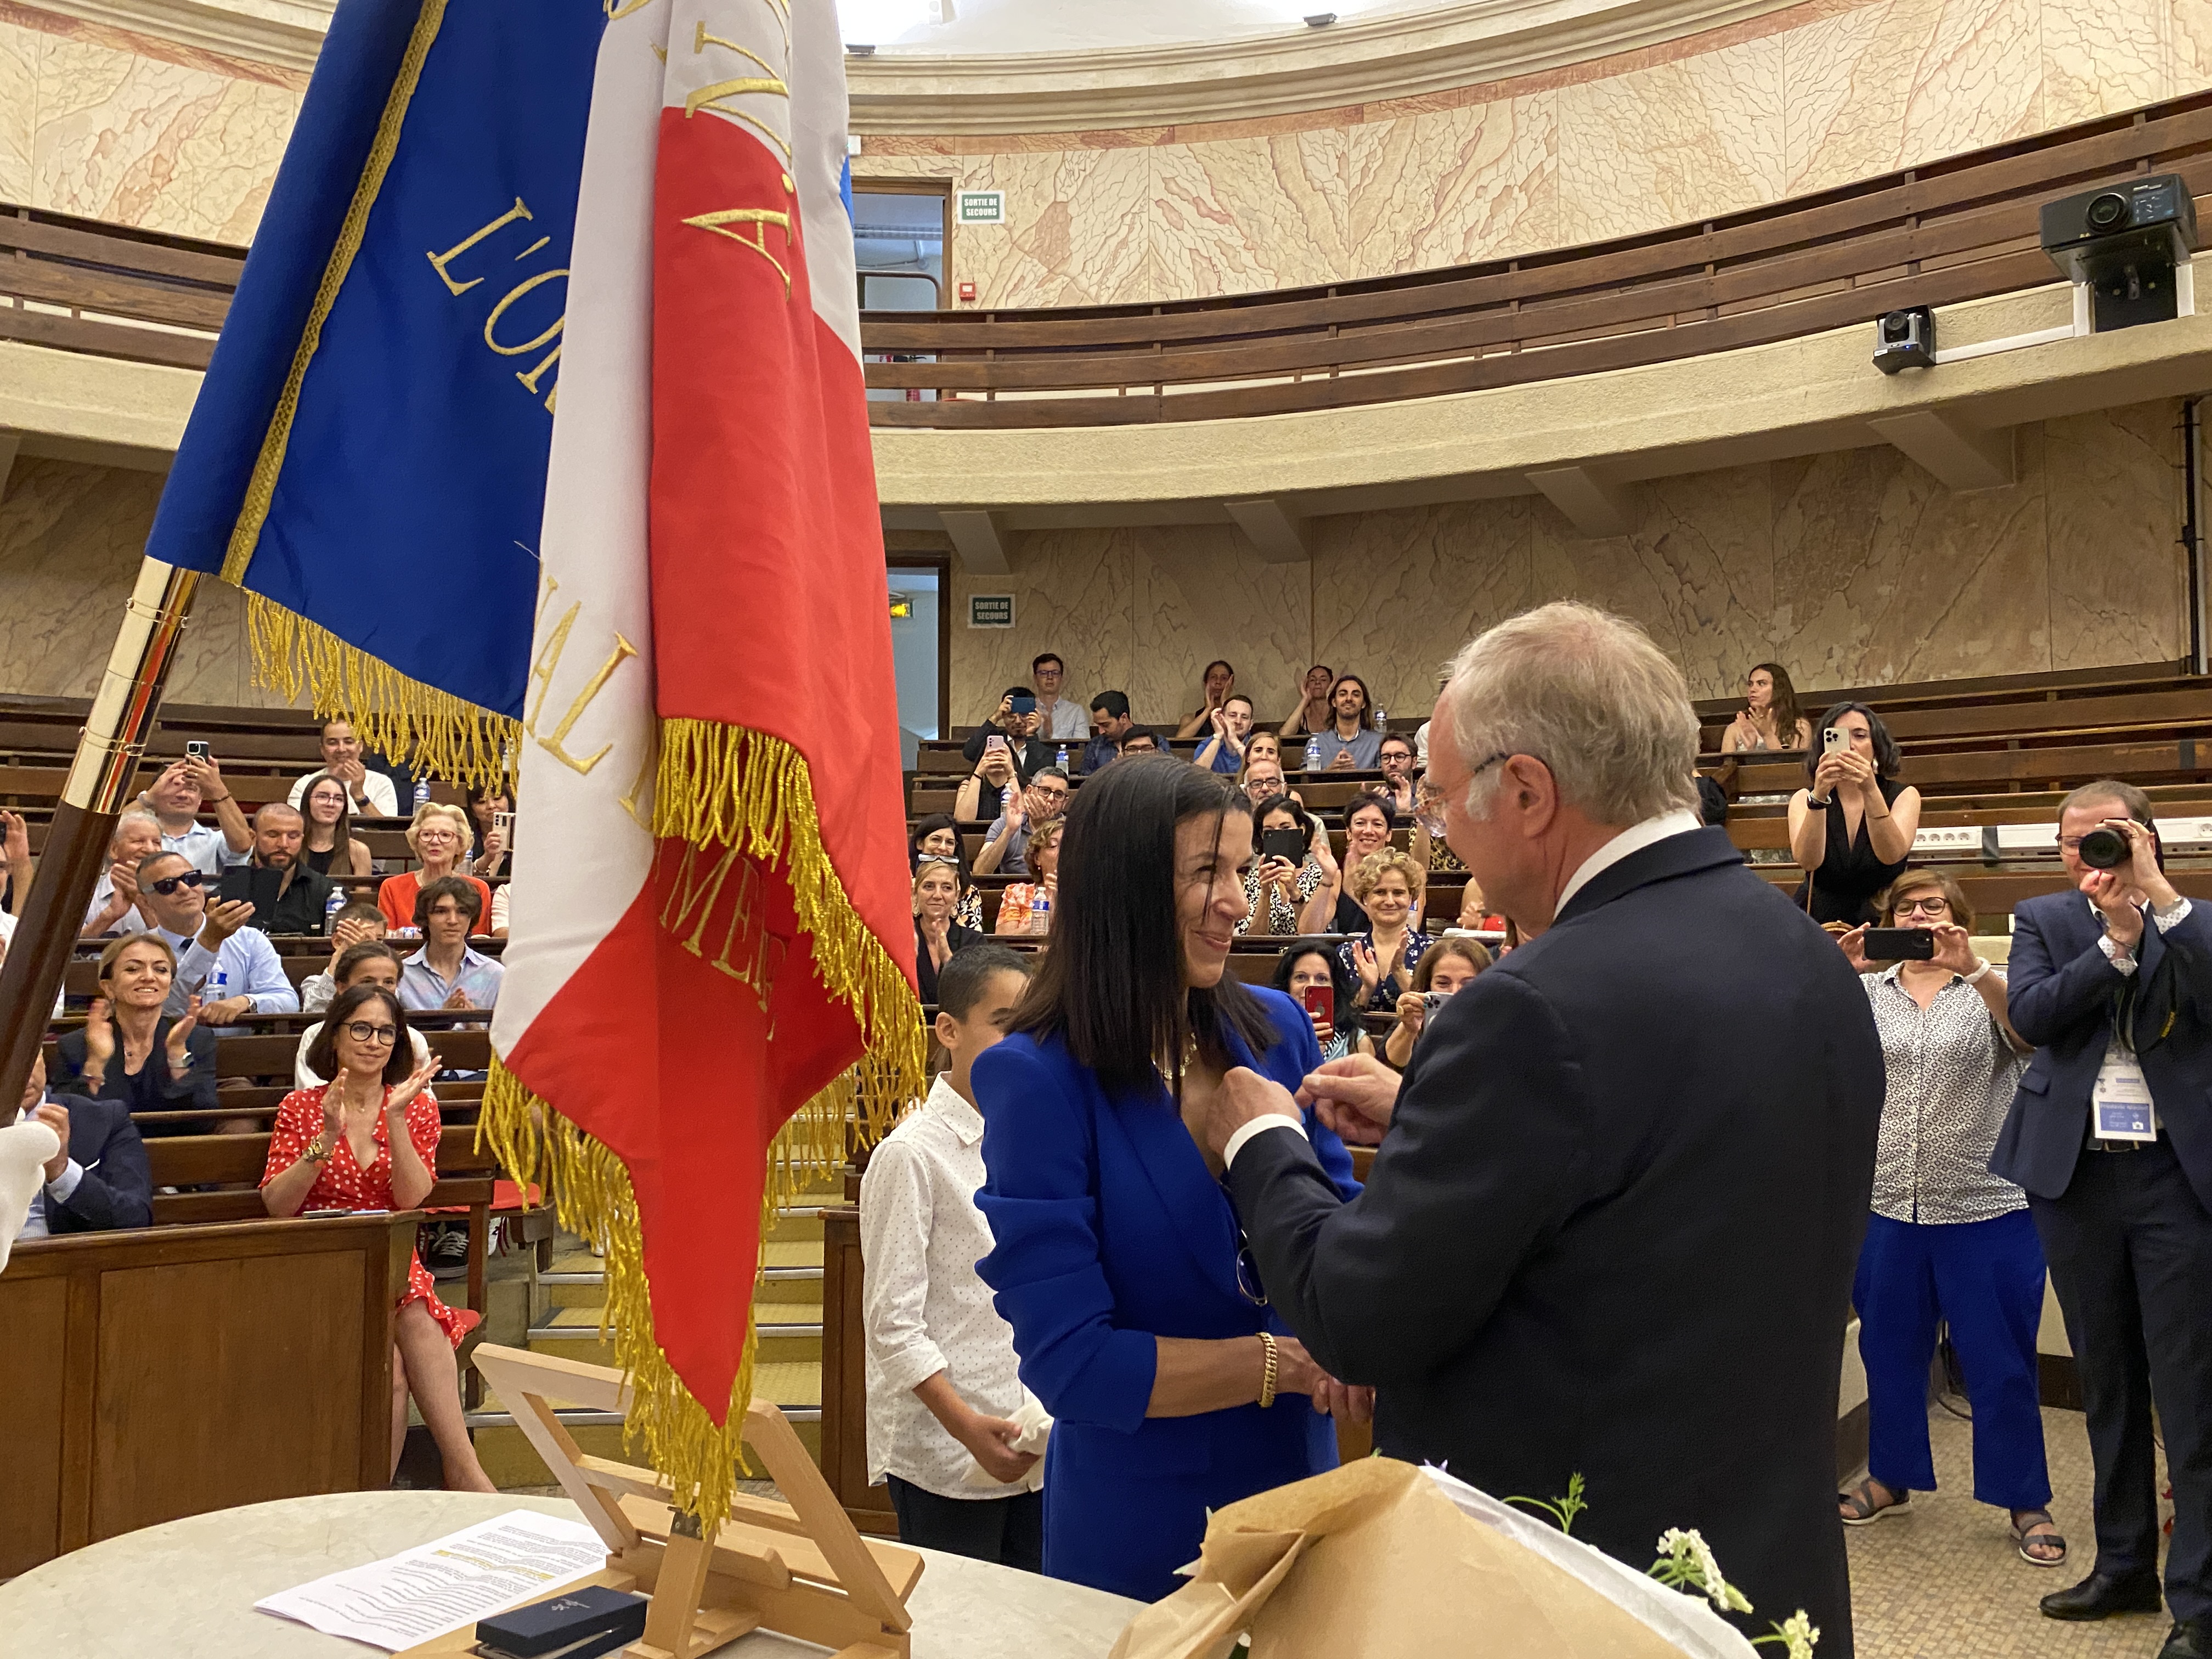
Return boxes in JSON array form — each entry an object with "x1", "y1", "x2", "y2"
[{"x1": 957, "y1": 281, "x2": 977, "y2": 302}]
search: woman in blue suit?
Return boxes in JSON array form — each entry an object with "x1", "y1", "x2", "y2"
[{"x1": 972, "y1": 757, "x2": 1365, "y2": 1601}]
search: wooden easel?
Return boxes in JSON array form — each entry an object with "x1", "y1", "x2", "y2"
[{"x1": 422, "y1": 1343, "x2": 923, "y2": 1659}]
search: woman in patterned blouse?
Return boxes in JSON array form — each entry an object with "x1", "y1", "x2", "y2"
[
  {"x1": 1237, "y1": 796, "x2": 1339, "y2": 938},
  {"x1": 1832, "y1": 870, "x2": 2061, "y2": 1566}
]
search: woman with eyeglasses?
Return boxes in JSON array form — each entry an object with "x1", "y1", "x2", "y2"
[
  {"x1": 910, "y1": 813, "x2": 984, "y2": 931},
  {"x1": 994, "y1": 820, "x2": 1065, "y2": 936},
  {"x1": 1828, "y1": 871, "x2": 2060, "y2": 1564},
  {"x1": 53, "y1": 933, "x2": 217, "y2": 1135},
  {"x1": 971, "y1": 756, "x2": 1366, "y2": 1601},
  {"x1": 377, "y1": 802, "x2": 493, "y2": 934},
  {"x1": 294, "y1": 941, "x2": 435, "y2": 1087},
  {"x1": 260, "y1": 982, "x2": 494, "y2": 1492}
]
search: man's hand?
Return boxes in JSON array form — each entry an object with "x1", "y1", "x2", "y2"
[
  {"x1": 2085, "y1": 868, "x2": 2145, "y2": 947},
  {"x1": 954, "y1": 1410, "x2": 1039, "y2": 1485},
  {"x1": 2105, "y1": 817, "x2": 2177, "y2": 910},
  {"x1": 443, "y1": 985, "x2": 474, "y2": 1011},
  {"x1": 198, "y1": 995, "x2": 253, "y2": 1025},
  {"x1": 183, "y1": 753, "x2": 227, "y2": 798},
  {"x1": 331, "y1": 754, "x2": 368, "y2": 788},
  {"x1": 199, "y1": 898, "x2": 257, "y2": 947},
  {"x1": 1328, "y1": 749, "x2": 1356, "y2": 771},
  {"x1": 109, "y1": 860, "x2": 142, "y2": 905},
  {"x1": 1201, "y1": 1065, "x2": 1302, "y2": 1161},
  {"x1": 1295, "y1": 1054, "x2": 1400, "y2": 1146},
  {"x1": 32, "y1": 1102, "x2": 70, "y2": 1184}
]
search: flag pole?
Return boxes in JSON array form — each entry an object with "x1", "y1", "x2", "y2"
[{"x1": 0, "y1": 557, "x2": 201, "y2": 1110}]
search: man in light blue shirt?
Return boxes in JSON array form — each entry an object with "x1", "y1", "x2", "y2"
[
  {"x1": 136, "y1": 756, "x2": 252, "y2": 875},
  {"x1": 398, "y1": 877, "x2": 505, "y2": 1012},
  {"x1": 133, "y1": 851, "x2": 300, "y2": 1023}
]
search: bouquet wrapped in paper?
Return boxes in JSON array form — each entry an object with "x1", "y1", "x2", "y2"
[{"x1": 1110, "y1": 1457, "x2": 1770, "y2": 1659}]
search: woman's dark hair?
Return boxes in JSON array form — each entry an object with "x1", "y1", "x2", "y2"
[
  {"x1": 1271, "y1": 944, "x2": 1356, "y2": 1033},
  {"x1": 306, "y1": 984, "x2": 415, "y2": 1086},
  {"x1": 909, "y1": 812, "x2": 972, "y2": 887},
  {"x1": 1748, "y1": 663, "x2": 1805, "y2": 751},
  {"x1": 334, "y1": 940, "x2": 402, "y2": 988},
  {"x1": 1008, "y1": 755, "x2": 1277, "y2": 1097},
  {"x1": 1807, "y1": 702, "x2": 1901, "y2": 781},
  {"x1": 1329, "y1": 674, "x2": 1375, "y2": 731},
  {"x1": 1344, "y1": 794, "x2": 1397, "y2": 836},
  {"x1": 298, "y1": 770, "x2": 356, "y2": 855},
  {"x1": 1252, "y1": 793, "x2": 1315, "y2": 842}
]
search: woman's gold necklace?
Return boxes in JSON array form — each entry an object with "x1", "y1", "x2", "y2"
[{"x1": 1154, "y1": 1031, "x2": 1200, "y2": 1093}]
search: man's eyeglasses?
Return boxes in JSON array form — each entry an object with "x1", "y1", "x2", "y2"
[
  {"x1": 146, "y1": 870, "x2": 206, "y2": 896},
  {"x1": 343, "y1": 1022, "x2": 399, "y2": 1045},
  {"x1": 1415, "y1": 751, "x2": 1531, "y2": 838},
  {"x1": 1033, "y1": 788, "x2": 1070, "y2": 804}
]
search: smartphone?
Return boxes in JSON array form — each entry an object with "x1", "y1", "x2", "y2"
[
  {"x1": 1009, "y1": 694, "x2": 1037, "y2": 716},
  {"x1": 1300, "y1": 984, "x2": 1332, "y2": 1021},
  {"x1": 184, "y1": 740, "x2": 211, "y2": 761},
  {"x1": 220, "y1": 865, "x2": 284, "y2": 918},
  {"x1": 1861, "y1": 927, "x2": 1936, "y2": 960},
  {"x1": 1421, "y1": 991, "x2": 1452, "y2": 1017},
  {"x1": 984, "y1": 733, "x2": 1009, "y2": 754},
  {"x1": 1261, "y1": 827, "x2": 1307, "y2": 864},
  {"x1": 1822, "y1": 726, "x2": 1849, "y2": 757},
  {"x1": 493, "y1": 811, "x2": 515, "y2": 838}
]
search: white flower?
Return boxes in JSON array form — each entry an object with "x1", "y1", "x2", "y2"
[
  {"x1": 1775, "y1": 1611, "x2": 1819, "y2": 1658},
  {"x1": 1654, "y1": 1527, "x2": 1751, "y2": 1615}
]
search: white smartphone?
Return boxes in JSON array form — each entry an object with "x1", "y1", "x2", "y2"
[{"x1": 1822, "y1": 726, "x2": 1849, "y2": 757}]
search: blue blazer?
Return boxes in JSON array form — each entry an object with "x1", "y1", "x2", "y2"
[
  {"x1": 1993, "y1": 889, "x2": 2212, "y2": 1210},
  {"x1": 973, "y1": 985, "x2": 1359, "y2": 1602}
]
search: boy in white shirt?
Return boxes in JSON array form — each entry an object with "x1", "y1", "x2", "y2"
[{"x1": 861, "y1": 944, "x2": 1047, "y2": 1568}]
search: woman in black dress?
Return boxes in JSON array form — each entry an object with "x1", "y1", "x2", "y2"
[
  {"x1": 913, "y1": 859, "x2": 984, "y2": 1005},
  {"x1": 53, "y1": 933, "x2": 219, "y2": 1135},
  {"x1": 1788, "y1": 702, "x2": 1922, "y2": 925}
]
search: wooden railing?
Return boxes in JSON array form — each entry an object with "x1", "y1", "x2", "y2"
[
  {"x1": 0, "y1": 206, "x2": 239, "y2": 370},
  {"x1": 859, "y1": 92, "x2": 2212, "y2": 427}
]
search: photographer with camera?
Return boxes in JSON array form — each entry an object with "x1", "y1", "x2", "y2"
[{"x1": 1995, "y1": 781, "x2": 2212, "y2": 1656}]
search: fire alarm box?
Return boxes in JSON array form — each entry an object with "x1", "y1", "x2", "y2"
[{"x1": 957, "y1": 281, "x2": 977, "y2": 302}]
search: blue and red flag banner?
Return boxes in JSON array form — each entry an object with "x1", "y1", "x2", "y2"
[{"x1": 151, "y1": 0, "x2": 923, "y2": 1530}]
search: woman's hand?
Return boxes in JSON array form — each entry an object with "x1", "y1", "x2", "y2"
[
  {"x1": 1308, "y1": 822, "x2": 1339, "y2": 881},
  {"x1": 82, "y1": 998, "x2": 116, "y2": 1068},
  {"x1": 1727, "y1": 711, "x2": 1758, "y2": 748},
  {"x1": 1928, "y1": 923, "x2": 1978, "y2": 975},
  {"x1": 1394, "y1": 990, "x2": 1426, "y2": 1037},
  {"x1": 479, "y1": 826, "x2": 506, "y2": 864},
  {"x1": 1311, "y1": 1375, "x2": 1376, "y2": 1423},
  {"x1": 1836, "y1": 924, "x2": 1871, "y2": 975},
  {"x1": 918, "y1": 910, "x2": 952, "y2": 946},
  {"x1": 1, "y1": 808, "x2": 27, "y2": 866},
  {"x1": 1259, "y1": 855, "x2": 1297, "y2": 895},
  {"x1": 1810, "y1": 752, "x2": 1848, "y2": 797},
  {"x1": 1833, "y1": 749, "x2": 1877, "y2": 797},
  {"x1": 385, "y1": 1056, "x2": 442, "y2": 1118},
  {"x1": 1306, "y1": 1006, "x2": 1335, "y2": 1047},
  {"x1": 1351, "y1": 941, "x2": 1381, "y2": 1000},
  {"x1": 1271, "y1": 1335, "x2": 1329, "y2": 1399},
  {"x1": 163, "y1": 996, "x2": 201, "y2": 1066},
  {"x1": 977, "y1": 748, "x2": 1014, "y2": 789}
]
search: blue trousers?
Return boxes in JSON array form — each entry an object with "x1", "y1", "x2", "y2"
[{"x1": 1853, "y1": 1208, "x2": 2052, "y2": 1509}]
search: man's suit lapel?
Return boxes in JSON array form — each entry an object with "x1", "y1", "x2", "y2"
[{"x1": 1551, "y1": 826, "x2": 1743, "y2": 929}]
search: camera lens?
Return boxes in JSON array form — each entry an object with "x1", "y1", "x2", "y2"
[
  {"x1": 2078, "y1": 827, "x2": 2129, "y2": 868},
  {"x1": 2086, "y1": 191, "x2": 2129, "y2": 232}
]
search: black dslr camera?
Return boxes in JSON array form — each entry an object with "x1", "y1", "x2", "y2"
[{"x1": 2078, "y1": 826, "x2": 2133, "y2": 869}]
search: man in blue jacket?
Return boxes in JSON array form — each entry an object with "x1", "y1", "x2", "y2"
[
  {"x1": 1994, "y1": 781, "x2": 2212, "y2": 1659},
  {"x1": 13, "y1": 1055, "x2": 153, "y2": 1241}
]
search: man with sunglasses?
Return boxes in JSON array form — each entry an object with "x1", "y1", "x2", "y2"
[
  {"x1": 975, "y1": 767, "x2": 1069, "y2": 879},
  {"x1": 134, "y1": 852, "x2": 299, "y2": 1024}
]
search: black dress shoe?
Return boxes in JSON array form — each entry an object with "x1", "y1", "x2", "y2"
[
  {"x1": 2040, "y1": 1571, "x2": 2164, "y2": 1621},
  {"x1": 2159, "y1": 1619, "x2": 2209, "y2": 1658}
]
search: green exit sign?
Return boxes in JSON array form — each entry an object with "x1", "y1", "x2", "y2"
[
  {"x1": 957, "y1": 190, "x2": 1006, "y2": 224},
  {"x1": 968, "y1": 594, "x2": 1014, "y2": 628}
]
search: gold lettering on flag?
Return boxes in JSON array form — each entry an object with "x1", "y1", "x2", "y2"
[
  {"x1": 526, "y1": 592, "x2": 639, "y2": 776},
  {"x1": 428, "y1": 199, "x2": 567, "y2": 413},
  {"x1": 686, "y1": 14, "x2": 792, "y2": 163},
  {"x1": 657, "y1": 840, "x2": 786, "y2": 1011},
  {"x1": 426, "y1": 199, "x2": 534, "y2": 296}
]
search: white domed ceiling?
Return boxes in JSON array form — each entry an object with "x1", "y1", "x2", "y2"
[{"x1": 837, "y1": 0, "x2": 1440, "y2": 52}]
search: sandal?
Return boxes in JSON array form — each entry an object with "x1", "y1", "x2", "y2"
[
  {"x1": 1838, "y1": 1476, "x2": 1911, "y2": 1525},
  {"x1": 2010, "y1": 1509, "x2": 2067, "y2": 1567}
]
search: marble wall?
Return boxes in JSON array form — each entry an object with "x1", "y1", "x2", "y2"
[
  {"x1": 0, "y1": 456, "x2": 295, "y2": 707},
  {"x1": 946, "y1": 402, "x2": 2189, "y2": 725},
  {"x1": 863, "y1": 0, "x2": 2212, "y2": 306}
]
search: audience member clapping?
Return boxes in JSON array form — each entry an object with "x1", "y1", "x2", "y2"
[
  {"x1": 994, "y1": 821, "x2": 1063, "y2": 936},
  {"x1": 464, "y1": 785, "x2": 512, "y2": 881},
  {"x1": 977, "y1": 768, "x2": 1070, "y2": 878},
  {"x1": 302, "y1": 902, "x2": 393, "y2": 1012},
  {"x1": 1383, "y1": 935, "x2": 1492, "y2": 1070},
  {"x1": 1307, "y1": 674, "x2": 1383, "y2": 772},
  {"x1": 297, "y1": 773, "x2": 376, "y2": 878},
  {"x1": 1373, "y1": 734, "x2": 1418, "y2": 812},
  {"x1": 1830, "y1": 871, "x2": 2057, "y2": 1563},
  {"x1": 1195, "y1": 695, "x2": 1256, "y2": 776},
  {"x1": 914, "y1": 860, "x2": 984, "y2": 1004},
  {"x1": 1173, "y1": 659, "x2": 1237, "y2": 741},
  {"x1": 81, "y1": 808, "x2": 165, "y2": 937},
  {"x1": 1330, "y1": 796, "x2": 1399, "y2": 932},
  {"x1": 1339, "y1": 849, "x2": 1432, "y2": 1013},
  {"x1": 377, "y1": 803, "x2": 493, "y2": 934},
  {"x1": 398, "y1": 877, "x2": 504, "y2": 1012},
  {"x1": 909, "y1": 813, "x2": 985, "y2": 930},
  {"x1": 1238, "y1": 795, "x2": 1339, "y2": 937},
  {"x1": 296, "y1": 941, "x2": 433, "y2": 1087},
  {"x1": 1722, "y1": 662, "x2": 1813, "y2": 754},
  {"x1": 1031, "y1": 652, "x2": 1089, "y2": 740},
  {"x1": 137, "y1": 753, "x2": 251, "y2": 873},
  {"x1": 1790, "y1": 702, "x2": 1922, "y2": 926},
  {"x1": 133, "y1": 851, "x2": 298, "y2": 1020},
  {"x1": 52, "y1": 935, "x2": 218, "y2": 1132},
  {"x1": 2, "y1": 808, "x2": 25, "y2": 919},
  {"x1": 286, "y1": 719, "x2": 400, "y2": 818},
  {"x1": 1273, "y1": 944, "x2": 1372, "y2": 1062},
  {"x1": 247, "y1": 803, "x2": 339, "y2": 934},
  {"x1": 1081, "y1": 691, "x2": 1132, "y2": 774},
  {"x1": 12, "y1": 1054, "x2": 153, "y2": 1239},
  {"x1": 1279, "y1": 663, "x2": 1334, "y2": 741}
]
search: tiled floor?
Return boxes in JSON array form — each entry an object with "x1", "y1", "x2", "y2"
[{"x1": 1848, "y1": 1404, "x2": 2175, "y2": 1658}]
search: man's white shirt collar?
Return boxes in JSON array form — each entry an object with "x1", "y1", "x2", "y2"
[{"x1": 1554, "y1": 808, "x2": 1705, "y2": 919}]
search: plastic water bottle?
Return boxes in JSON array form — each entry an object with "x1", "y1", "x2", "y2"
[
  {"x1": 413, "y1": 778, "x2": 431, "y2": 812},
  {"x1": 1373, "y1": 706, "x2": 1387, "y2": 733},
  {"x1": 1056, "y1": 743, "x2": 1069, "y2": 771},
  {"x1": 205, "y1": 966, "x2": 228, "y2": 1011},
  {"x1": 1304, "y1": 733, "x2": 1322, "y2": 772},
  {"x1": 324, "y1": 887, "x2": 347, "y2": 934},
  {"x1": 1030, "y1": 889, "x2": 1052, "y2": 934}
]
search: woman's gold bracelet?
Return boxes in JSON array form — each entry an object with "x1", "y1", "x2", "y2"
[{"x1": 1257, "y1": 1331, "x2": 1279, "y2": 1409}]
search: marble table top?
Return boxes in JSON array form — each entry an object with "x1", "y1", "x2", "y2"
[{"x1": 0, "y1": 1491, "x2": 1141, "y2": 1659}]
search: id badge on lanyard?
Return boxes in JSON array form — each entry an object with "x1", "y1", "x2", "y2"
[{"x1": 2093, "y1": 1054, "x2": 2157, "y2": 1142}]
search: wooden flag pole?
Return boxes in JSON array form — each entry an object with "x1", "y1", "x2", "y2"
[{"x1": 0, "y1": 557, "x2": 201, "y2": 1112}]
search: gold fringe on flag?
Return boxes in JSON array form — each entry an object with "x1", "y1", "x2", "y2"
[
  {"x1": 478, "y1": 718, "x2": 927, "y2": 1531},
  {"x1": 246, "y1": 594, "x2": 519, "y2": 793}
]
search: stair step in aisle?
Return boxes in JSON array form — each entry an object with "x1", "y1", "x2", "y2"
[{"x1": 470, "y1": 1194, "x2": 837, "y2": 1489}]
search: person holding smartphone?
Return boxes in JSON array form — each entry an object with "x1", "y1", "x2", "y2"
[
  {"x1": 1383, "y1": 936, "x2": 1492, "y2": 1071},
  {"x1": 1788, "y1": 702, "x2": 1921, "y2": 925},
  {"x1": 1825, "y1": 871, "x2": 2059, "y2": 1565},
  {"x1": 1238, "y1": 796, "x2": 1338, "y2": 937},
  {"x1": 960, "y1": 687, "x2": 1051, "y2": 785},
  {"x1": 1272, "y1": 945, "x2": 1371, "y2": 1062}
]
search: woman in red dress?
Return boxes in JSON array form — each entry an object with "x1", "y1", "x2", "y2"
[{"x1": 260, "y1": 983, "x2": 495, "y2": 1491}]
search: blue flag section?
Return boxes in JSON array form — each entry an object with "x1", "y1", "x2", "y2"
[{"x1": 148, "y1": 0, "x2": 608, "y2": 729}]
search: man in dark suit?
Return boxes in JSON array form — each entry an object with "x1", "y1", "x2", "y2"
[
  {"x1": 13, "y1": 1054, "x2": 154, "y2": 1240},
  {"x1": 1993, "y1": 781, "x2": 2212, "y2": 1659},
  {"x1": 1201, "y1": 603, "x2": 1883, "y2": 1655}
]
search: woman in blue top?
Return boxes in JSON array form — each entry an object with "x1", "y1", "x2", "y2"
[{"x1": 973, "y1": 757, "x2": 1366, "y2": 1602}]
